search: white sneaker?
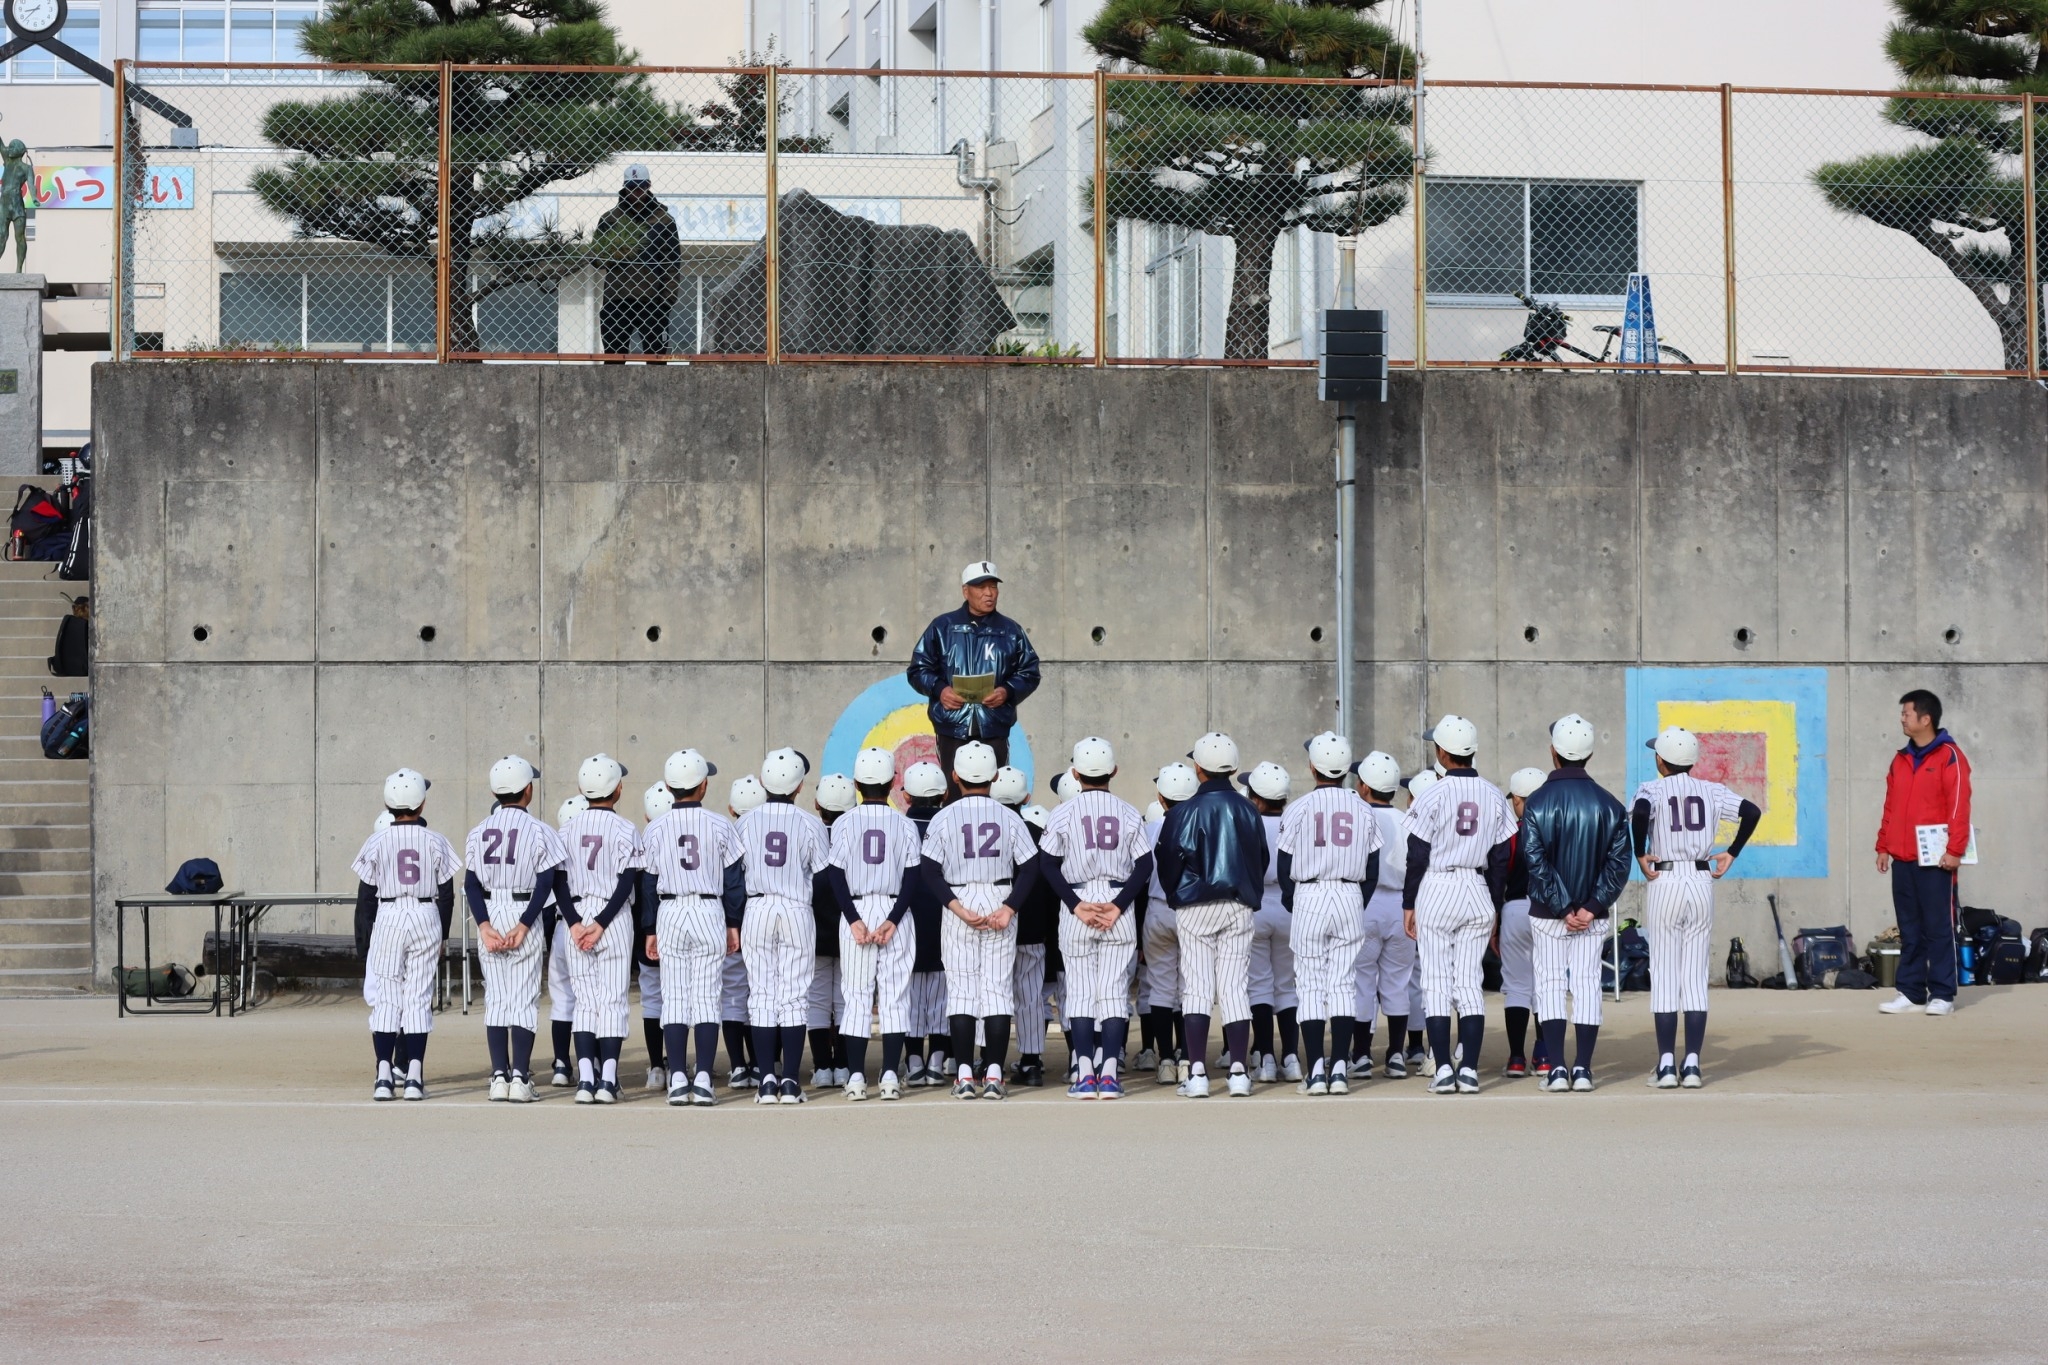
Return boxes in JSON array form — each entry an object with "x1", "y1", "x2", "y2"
[
  {"x1": 402, "y1": 1079, "x2": 426, "y2": 1102},
  {"x1": 1925, "y1": 997, "x2": 1955, "y2": 1016},
  {"x1": 1255, "y1": 1054, "x2": 1278, "y2": 1084},
  {"x1": 1177, "y1": 1058, "x2": 1193, "y2": 1084},
  {"x1": 1428, "y1": 1065, "x2": 1457, "y2": 1095},
  {"x1": 1176, "y1": 1071, "x2": 1211, "y2": 1098},
  {"x1": 1135, "y1": 1047, "x2": 1158, "y2": 1073},
  {"x1": 1878, "y1": 993, "x2": 1924, "y2": 1014},
  {"x1": 845, "y1": 1073, "x2": 868, "y2": 1101},
  {"x1": 508, "y1": 1076, "x2": 536, "y2": 1103},
  {"x1": 488, "y1": 1073, "x2": 510, "y2": 1102},
  {"x1": 1157, "y1": 1056, "x2": 1178, "y2": 1086},
  {"x1": 667, "y1": 1079, "x2": 691, "y2": 1106},
  {"x1": 1305, "y1": 1067, "x2": 1328, "y2": 1097},
  {"x1": 646, "y1": 1066, "x2": 667, "y2": 1092},
  {"x1": 1281, "y1": 1054, "x2": 1303, "y2": 1083},
  {"x1": 809, "y1": 1067, "x2": 832, "y2": 1088},
  {"x1": 1227, "y1": 1066, "x2": 1253, "y2": 1098},
  {"x1": 1328, "y1": 1064, "x2": 1349, "y2": 1096},
  {"x1": 878, "y1": 1071, "x2": 901, "y2": 1101},
  {"x1": 833, "y1": 1067, "x2": 851, "y2": 1086}
]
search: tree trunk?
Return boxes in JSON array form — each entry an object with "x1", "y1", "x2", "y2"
[
  {"x1": 1916, "y1": 224, "x2": 2028, "y2": 371},
  {"x1": 1222, "y1": 217, "x2": 1287, "y2": 361},
  {"x1": 446, "y1": 183, "x2": 479, "y2": 356}
]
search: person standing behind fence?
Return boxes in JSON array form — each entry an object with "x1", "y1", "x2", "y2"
[
  {"x1": 594, "y1": 165, "x2": 680, "y2": 361},
  {"x1": 1876, "y1": 689, "x2": 1972, "y2": 1018}
]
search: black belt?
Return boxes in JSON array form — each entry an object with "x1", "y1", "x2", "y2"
[
  {"x1": 1297, "y1": 878, "x2": 1362, "y2": 885},
  {"x1": 377, "y1": 896, "x2": 432, "y2": 903},
  {"x1": 659, "y1": 892, "x2": 714, "y2": 901},
  {"x1": 1653, "y1": 860, "x2": 1711, "y2": 871}
]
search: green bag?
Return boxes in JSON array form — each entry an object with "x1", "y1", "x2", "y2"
[{"x1": 121, "y1": 963, "x2": 197, "y2": 998}]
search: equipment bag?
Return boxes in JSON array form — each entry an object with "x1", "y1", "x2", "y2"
[
  {"x1": 120, "y1": 963, "x2": 198, "y2": 999},
  {"x1": 2026, "y1": 928, "x2": 2048, "y2": 983},
  {"x1": 1980, "y1": 938, "x2": 2028, "y2": 986},
  {"x1": 57, "y1": 475, "x2": 90, "y2": 580},
  {"x1": 9, "y1": 483, "x2": 63, "y2": 542},
  {"x1": 1601, "y1": 919, "x2": 1651, "y2": 992},
  {"x1": 1795, "y1": 925, "x2": 1854, "y2": 987},
  {"x1": 1725, "y1": 936, "x2": 1757, "y2": 988},
  {"x1": 39, "y1": 692, "x2": 88, "y2": 759}
]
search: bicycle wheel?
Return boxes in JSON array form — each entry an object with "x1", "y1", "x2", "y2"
[{"x1": 1657, "y1": 343, "x2": 1695, "y2": 365}]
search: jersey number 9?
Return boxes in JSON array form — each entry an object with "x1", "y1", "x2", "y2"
[{"x1": 763, "y1": 830, "x2": 788, "y2": 867}]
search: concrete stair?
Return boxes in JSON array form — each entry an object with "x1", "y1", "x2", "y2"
[{"x1": 0, "y1": 561, "x2": 91, "y2": 995}]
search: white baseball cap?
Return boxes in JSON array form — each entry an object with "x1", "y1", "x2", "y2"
[
  {"x1": 556, "y1": 794, "x2": 590, "y2": 826},
  {"x1": 1355, "y1": 750, "x2": 1402, "y2": 794},
  {"x1": 1649, "y1": 725, "x2": 1700, "y2": 767},
  {"x1": 623, "y1": 164, "x2": 651, "y2": 185},
  {"x1": 1071, "y1": 735, "x2": 1116, "y2": 778},
  {"x1": 664, "y1": 748, "x2": 716, "y2": 791},
  {"x1": 1425, "y1": 714, "x2": 1479, "y2": 759},
  {"x1": 853, "y1": 746, "x2": 896, "y2": 787},
  {"x1": 961, "y1": 559, "x2": 1002, "y2": 586},
  {"x1": 990, "y1": 766, "x2": 1030, "y2": 805},
  {"x1": 1238, "y1": 761, "x2": 1291, "y2": 803},
  {"x1": 1155, "y1": 761, "x2": 1199, "y2": 804},
  {"x1": 383, "y1": 767, "x2": 428, "y2": 812},
  {"x1": 760, "y1": 747, "x2": 810, "y2": 796},
  {"x1": 902, "y1": 760, "x2": 947, "y2": 801},
  {"x1": 1304, "y1": 731, "x2": 1352, "y2": 778},
  {"x1": 1551, "y1": 713, "x2": 1596, "y2": 762},
  {"x1": 815, "y1": 773, "x2": 858, "y2": 814},
  {"x1": 373, "y1": 810, "x2": 395, "y2": 834},
  {"x1": 1145, "y1": 800, "x2": 1165, "y2": 822},
  {"x1": 577, "y1": 753, "x2": 626, "y2": 800},
  {"x1": 1404, "y1": 769, "x2": 1439, "y2": 802},
  {"x1": 728, "y1": 775, "x2": 767, "y2": 813},
  {"x1": 1507, "y1": 767, "x2": 1547, "y2": 799},
  {"x1": 1188, "y1": 732, "x2": 1240, "y2": 774},
  {"x1": 1020, "y1": 803, "x2": 1049, "y2": 831},
  {"x1": 488, "y1": 755, "x2": 539, "y2": 797},
  {"x1": 953, "y1": 741, "x2": 999, "y2": 785},
  {"x1": 643, "y1": 782, "x2": 675, "y2": 821},
  {"x1": 1050, "y1": 770, "x2": 1079, "y2": 803}
]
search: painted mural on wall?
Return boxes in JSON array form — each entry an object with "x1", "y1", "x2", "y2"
[{"x1": 823, "y1": 674, "x2": 1035, "y2": 805}]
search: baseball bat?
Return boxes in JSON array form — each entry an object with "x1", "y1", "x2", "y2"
[{"x1": 1769, "y1": 892, "x2": 1798, "y2": 989}]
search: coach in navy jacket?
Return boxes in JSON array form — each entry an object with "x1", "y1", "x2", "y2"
[{"x1": 906, "y1": 560, "x2": 1041, "y2": 781}]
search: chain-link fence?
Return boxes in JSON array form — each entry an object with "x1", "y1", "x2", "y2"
[{"x1": 114, "y1": 64, "x2": 2048, "y2": 378}]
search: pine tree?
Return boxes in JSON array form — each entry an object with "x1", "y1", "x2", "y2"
[
  {"x1": 1083, "y1": 0, "x2": 1419, "y2": 359},
  {"x1": 251, "y1": 0, "x2": 673, "y2": 353},
  {"x1": 674, "y1": 44, "x2": 832, "y2": 154},
  {"x1": 1814, "y1": 0, "x2": 2048, "y2": 369}
]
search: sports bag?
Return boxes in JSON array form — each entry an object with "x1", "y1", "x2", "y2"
[
  {"x1": 1725, "y1": 936, "x2": 1757, "y2": 988},
  {"x1": 57, "y1": 475, "x2": 90, "y2": 580},
  {"x1": 1795, "y1": 925, "x2": 1853, "y2": 987},
  {"x1": 39, "y1": 691, "x2": 88, "y2": 759}
]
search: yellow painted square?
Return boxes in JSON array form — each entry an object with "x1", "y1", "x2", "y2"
[{"x1": 1658, "y1": 699, "x2": 1798, "y2": 846}]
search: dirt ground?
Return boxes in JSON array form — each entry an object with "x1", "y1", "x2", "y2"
[{"x1": 0, "y1": 985, "x2": 2042, "y2": 1363}]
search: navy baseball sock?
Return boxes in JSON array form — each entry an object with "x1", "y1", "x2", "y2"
[
  {"x1": 400, "y1": 1033, "x2": 428, "y2": 1081},
  {"x1": 882, "y1": 1031, "x2": 905, "y2": 1076},
  {"x1": 485, "y1": 1026, "x2": 510, "y2": 1076},
  {"x1": 1356, "y1": 1022, "x2": 1374, "y2": 1067},
  {"x1": 1330, "y1": 1016, "x2": 1353, "y2": 1069},
  {"x1": 947, "y1": 1016, "x2": 976, "y2": 1075},
  {"x1": 1384, "y1": 1015, "x2": 1408, "y2": 1061},
  {"x1": 1504, "y1": 1006, "x2": 1531, "y2": 1060},
  {"x1": 391, "y1": 1032, "x2": 412, "y2": 1079},
  {"x1": 1405, "y1": 1027, "x2": 1423, "y2": 1056},
  {"x1": 1250, "y1": 1004, "x2": 1275, "y2": 1058},
  {"x1": 692, "y1": 1023, "x2": 718, "y2": 1077},
  {"x1": 643, "y1": 1017, "x2": 665, "y2": 1069},
  {"x1": 1277, "y1": 1007, "x2": 1299, "y2": 1062},
  {"x1": 927, "y1": 1031, "x2": 950, "y2": 1066},
  {"x1": 1573, "y1": 1023, "x2": 1599, "y2": 1071},
  {"x1": 663, "y1": 1024, "x2": 689, "y2": 1079},
  {"x1": 1099, "y1": 1017, "x2": 1129, "y2": 1069},
  {"x1": 574, "y1": 1030, "x2": 598, "y2": 1085},
  {"x1": 1683, "y1": 1010, "x2": 1707, "y2": 1061},
  {"x1": 1301, "y1": 1020, "x2": 1325, "y2": 1071},
  {"x1": 552, "y1": 1020, "x2": 573, "y2": 1067},
  {"x1": 1653, "y1": 1011, "x2": 1678, "y2": 1062},
  {"x1": 1221, "y1": 1019, "x2": 1251, "y2": 1071},
  {"x1": 1069, "y1": 1018, "x2": 1097, "y2": 1073},
  {"x1": 372, "y1": 1031, "x2": 397, "y2": 1077},
  {"x1": 1183, "y1": 1013, "x2": 1211, "y2": 1072},
  {"x1": 598, "y1": 1037, "x2": 623, "y2": 1085},
  {"x1": 809, "y1": 1028, "x2": 835, "y2": 1074},
  {"x1": 723, "y1": 1020, "x2": 752, "y2": 1070},
  {"x1": 844, "y1": 1036, "x2": 869, "y2": 1080},
  {"x1": 1138, "y1": 1011, "x2": 1158, "y2": 1053},
  {"x1": 1539, "y1": 1017, "x2": 1568, "y2": 1068},
  {"x1": 1425, "y1": 1015, "x2": 1452, "y2": 1070},
  {"x1": 779, "y1": 1025, "x2": 805, "y2": 1083},
  {"x1": 509, "y1": 1026, "x2": 535, "y2": 1078},
  {"x1": 1149, "y1": 1007, "x2": 1177, "y2": 1057},
  {"x1": 1456, "y1": 1014, "x2": 1484, "y2": 1072},
  {"x1": 749, "y1": 1026, "x2": 777, "y2": 1079},
  {"x1": 1171, "y1": 1010, "x2": 1186, "y2": 1057},
  {"x1": 982, "y1": 1015, "x2": 1012, "y2": 1073}
]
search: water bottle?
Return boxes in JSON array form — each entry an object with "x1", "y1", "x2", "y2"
[
  {"x1": 1958, "y1": 944, "x2": 1977, "y2": 986},
  {"x1": 40, "y1": 687, "x2": 53, "y2": 725}
]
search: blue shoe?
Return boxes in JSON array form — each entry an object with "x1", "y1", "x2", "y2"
[
  {"x1": 1096, "y1": 1074, "x2": 1124, "y2": 1100},
  {"x1": 1068, "y1": 1073, "x2": 1098, "y2": 1099}
]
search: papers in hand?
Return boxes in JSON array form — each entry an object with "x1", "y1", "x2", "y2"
[
  {"x1": 951, "y1": 673, "x2": 997, "y2": 705},
  {"x1": 1915, "y1": 823, "x2": 1979, "y2": 867}
]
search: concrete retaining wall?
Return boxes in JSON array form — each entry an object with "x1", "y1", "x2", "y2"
[{"x1": 89, "y1": 361, "x2": 2048, "y2": 981}]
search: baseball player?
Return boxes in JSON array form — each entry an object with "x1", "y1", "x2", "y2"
[
  {"x1": 642, "y1": 749, "x2": 746, "y2": 1106},
  {"x1": 463, "y1": 756, "x2": 565, "y2": 1103},
  {"x1": 990, "y1": 765, "x2": 1049, "y2": 1085},
  {"x1": 638, "y1": 782, "x2": 674, "y2": 1088},
  {"x1": 1498, "y1": 768, "x2": 1547, "y2": 1078},
  {"x1": 1398, "y1": 770, "x2": 1437, "y2": 1072},
  {"x1": 543, "y1": 794, "x2": 588, "y2": 1085},
  {"x1": 1277, "y1": 733, "x2": 1382, "y2": 1095},
  {"x1": 825, "y1": 747, "x2": 924, "y2": 1100},
  {"x1": 809, "y1": 773, "x2": 858, "y2": 1089},
  {"x1": 1036, "y1": 737, "x2": 1153, "y2": 1099},
  {"x1": 1521, "y1": 714, "x2": 1633, "y2": 1093},
  {"x1": 1633, "y1": 725, "x2": 1760, "y2": 1088},
  {"x1": 722, "y1": 774, "x2": 767, "y2": 1088},
  {"x1": 1348, "y1": 752, "x2": 1411, "y2": 1078},
  {"x1": 1157, "y1": 733, "x2": 1267, "y2": 1097},
  {"x1": 557, "y1": 755, "x2": 645, "y2": 1103},
  {"x1": 1142, "y1": 764, "x2": 1198, "y2": 1084},
  {"x1": 1240, "y1": 761, "x2": 1302, "y2": 1084},
  {"x1": 354, "y1": 768, "x2": 459, "y2": 1101},
  {"x1": 738, "y1": 748, "x2": 831, "y2": 1105},
  {"x1": 898, "y1": 759, "x2": 952, "y2": 1085},
  {"x1": 1024, "y1": 803, "x2": 1077, "y2": 1084},
  {"x1": 1402, "y1": 717, "x2": 1516, "y2": 1095},
  {"x1": 919, "y1": 740, "x2": 1040, "y2": 1099}
]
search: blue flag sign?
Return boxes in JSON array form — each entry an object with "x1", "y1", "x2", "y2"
[{"x1": 1619, "y1": 272, "x2": 1657, "y2": 367}]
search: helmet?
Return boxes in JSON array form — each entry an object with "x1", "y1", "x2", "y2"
[
  {"x1": 1155, "y1": 761, "x2": 1199, "y2": 804},
  {"x1": 383, "y1": 767, "x2": 428, "y2": 812},
  {"x1": 1239, "y1": 761, "x2": 1291, "y2": 803},
  {"x1": 488, "y1": 754, "x2": 538, "y2": 797},
  {"x1": 556, "y1": 794, "x2": 590, "y2": 826},
  {"x1": 1188, "y1": 732, "x2": 1240, "y2": 774},
  {"x1": 1050, "y1": 771, "x2": 1079, "y2": 803},
  {"x1": 1404, "y1": 769, "x2": 1439, "y2": 803},
  {"x1": 1649, "y1": 725, "x2": 1700, "y2": 767},
  {"x1": 577, "y1": 753, "x2": 626, "y2": 800},
  {"x1": 1551, "y1": 713, "x2": 1596, "y2": 762},
  {"x1": 728, "y1": 775, "x2": 767, "y2": 814},
  {"x1": 373, "y1": 811, "x2": 395, "y2": 834},
  {"x1": 1425, "y1": 714, "x2": 1478, "y2": 758},
  {"x1": 1355, "y1": 750, "x2": 1402, "y2": 794},
  {"x1": 1507, "y1": 767, "x2": 1547, "y2": 799},
  {"x1": 1020, "y1": 803, "x2": 1049, "y2": 831},
  {"x1": 853, "y1": 745, "x2": 895, "y2": 787},
  {"x1": 643, "y1": 782, "x2": 675, "y2": 821},
  {"x1": 902, "y1": 760, "x2": 947, "y2": 801},
  {"x1": 1144, "y1": 800, "x2": 1165, "y2": 822},
  {"x1": 815, "y1": 773, "x2": 858, "y2": 814},
  {"x1": 664, "y1": 748, "x2": 716, "y2": 791},
  {"x1": 953, "y1": 741, "x2": 999, "y2": 785},
  {"x1": 1304, "y1": 731, "x2": 1352, "y2": 778},
  {"x1": 1071, "y1": 735, "x2": 1116, "y2": 778},
  {"x1": 989, "y1": 766, "x2": 1030, "y2": 806},
  {"x1": 760, "y1": 747, "x2": 810, "y2": 796}
]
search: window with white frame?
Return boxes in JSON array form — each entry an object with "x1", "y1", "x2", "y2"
[
  {"x1": 139, "y1": 1, "x2": 329, "y2": 81},
  {"x1": 218, "y1": 266, "x2": 557, "y2": 352},
  {"x1": 1426, "y1": 178, "x2": 1640, "y2": 305},
  {"x1": 3, "y1": 3, "x2": 98, "y2": 81},
  {"x1": 1146, "y1": 224, "x2": 1200, "y2": 358},
  {"x1": 1269, "y1": 227, "x2": 1300, "y2": 345}
]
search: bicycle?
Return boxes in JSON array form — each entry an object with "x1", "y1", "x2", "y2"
[{"x1": 1499, "y1": 290, "x2": 1694, "y2": 366}]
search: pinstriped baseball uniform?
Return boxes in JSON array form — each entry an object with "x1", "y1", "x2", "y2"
[
  {"x1": 645, "y1": 804, "x2": 744, "y2": 1028},
  {"x1": 1039, "y1": 790, "x2": 1151, "y2": 1021},
  {"x1": 463, "y1": 808, "x2": 566, "y2": 1033},
  {"x1": 547, "y1": 815, "x2": 578, "y2": 1027},
  {"x1": 1356, "y1": 803, "x2": 1415, "y2": 1020},
  {"x1": 1248, "y1": 813, "x2": 1298, "y2": 1011},
  {"x1": 922, "y1": 795, "x2": 1036, "y2": 1019},
  {"x1": 1634, "y1": 773, "x2": 1745, "y2": 1014},
  {"x1": 558, "y1": 809, "x2": 644, "y2": 1039},
  {"x1": 1278, "y1": 786, "x2": 1382, "y2": 1022},
  {"x1": 1140, "y1": 817, "x2": 1180, "y2": 1009},
  {"x1": 736, "y1": 801, "x2": 829, "y2": 1028},
  {"x1": 1530, "y1": 915, "x2": 1605, "y2": 1025},
  {"x1": 354, "y1": 824, "x2": 461, "y2": 1036},
  {"x1": 828, "y1": 804, "x2": 922, "y2": 1037},
  {"x1": 1404, "y1": 775, "x2": 1515, "y2": 1018}
]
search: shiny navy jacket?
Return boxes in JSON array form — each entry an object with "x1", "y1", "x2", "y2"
[
  {"x1": 906, "y1": 604, "x2": 1042, "y2": 741},
  {"x1": 1519, "y1": 766, "x2": 1634, "y2": 920},
  {"x1": 1156, "y1": 777, "x2": 1268, "y2": 910}
]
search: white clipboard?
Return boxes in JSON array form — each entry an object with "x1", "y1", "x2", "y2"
[{"x1": 1915, "y1": 823, "x2": 1978, "y2": 867}]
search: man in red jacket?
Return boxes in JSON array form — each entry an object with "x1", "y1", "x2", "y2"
[{"x1": 1874, "y1": 689, "x2": 1971, "y2": 1017}]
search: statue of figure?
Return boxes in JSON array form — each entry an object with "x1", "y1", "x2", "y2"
[{"x1": 0, "y1": 141, "x2": 34, "y2": 272}]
